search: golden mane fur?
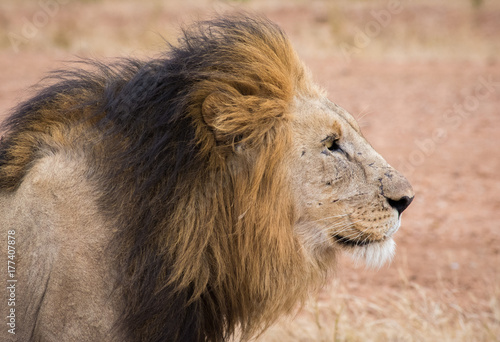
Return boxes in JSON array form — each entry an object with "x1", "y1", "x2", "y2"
[{"x1": 0, "y1": 15, "x2": 325, "y2": 341}]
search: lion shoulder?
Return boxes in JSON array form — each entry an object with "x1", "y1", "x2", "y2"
[{"x1": 0, "y1": 152, "x2": 122, "y2": 340}]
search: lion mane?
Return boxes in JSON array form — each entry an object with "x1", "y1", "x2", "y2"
[{"x1": 0, "y1": 15, "x2": 328, "y2": 341}]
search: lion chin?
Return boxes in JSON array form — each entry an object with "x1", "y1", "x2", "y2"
[
  {"x1": 344, "y1": 219, "x2": 401, "y2": 269},
  {"x1": 348, "y1": 238, "x2": 397, "y2": 269},
  {"x1": 0, "y1": 13, "x2": 413, "y2": 342}
]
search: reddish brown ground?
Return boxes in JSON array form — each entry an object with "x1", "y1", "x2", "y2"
[{"x1": 1, "y1": 0, "x2": 499, "y2": 338}]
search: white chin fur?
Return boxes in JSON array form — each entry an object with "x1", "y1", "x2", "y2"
[{"x1": 348, "y1": 238, "x2": 396, "y2": 269}]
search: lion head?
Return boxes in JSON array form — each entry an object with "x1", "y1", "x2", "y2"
[
  {"x1": 0, "y1": 14, "x2": 413, "y2": 342},
  {"x1": 289, "y1": 98, "x2": 414, "y2": 269}
]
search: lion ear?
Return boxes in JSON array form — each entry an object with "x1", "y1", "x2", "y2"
[
  {"x1": 201, "y1": 92, "x2": 223, "y2": 128},
  {"x1": 201, "y1": 91, "x2": 233, "y2": 143}
]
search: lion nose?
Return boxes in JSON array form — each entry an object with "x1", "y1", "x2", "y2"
[
  {"x1": 386, "y1": 196, "x2": 414, "y2": 216},
  {"x1": 379, "y1": 168, "x2": 415, "y2": 216}
]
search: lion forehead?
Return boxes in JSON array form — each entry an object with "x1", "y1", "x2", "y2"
[{"x1": 290, "y1": 97, "x2": 366, "y2": 150}]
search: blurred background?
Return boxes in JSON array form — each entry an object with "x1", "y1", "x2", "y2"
[{"x1": 1, "y1": 0, "x2": 499, "y2": 340}]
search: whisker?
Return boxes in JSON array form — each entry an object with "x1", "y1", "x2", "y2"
[
  {"x1": 356, "y1": 106, "x2": 372, "y2": 127},
  {"x1": 309, "y1": 213, "x2": 348, "y2": 223},
  {"x1": 324, "y1": 219, "x2": 362, "y2": 233}
]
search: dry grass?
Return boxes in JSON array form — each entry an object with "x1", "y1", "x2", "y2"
[
  {"x1": 261, "y1": 278, "x2": 500, "y2": 342},
  {"x1": 1, "y1": 0, "x2": 498, "y2": 60},
  {"x1": 317, "y1": 0, "x2": 499, "y2": 61}
]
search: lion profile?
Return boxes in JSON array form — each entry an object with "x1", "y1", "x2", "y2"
[{"x1": 0, "y1": 15, "x2": 413, "y2": 342}]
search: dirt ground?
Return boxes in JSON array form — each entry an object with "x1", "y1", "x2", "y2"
[{"x1": 1, "y1": 0, "x2": 499, "y2": 340}]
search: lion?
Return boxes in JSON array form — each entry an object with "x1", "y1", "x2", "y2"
[{"x1": 0, "y1": 15, "x2": 413, "y2": 342}]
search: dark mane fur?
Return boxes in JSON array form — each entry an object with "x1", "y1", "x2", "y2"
[{"x1": 0, "y1": 14, "x2": 321, "y2": 341}]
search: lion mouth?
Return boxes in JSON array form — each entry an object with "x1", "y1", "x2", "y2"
[
  {"x1": 332, "y1": 234, "x2": 374, "y2": 247},
  {"x1": 333, "y1": 218, "x2": 401, "y2": 248}
]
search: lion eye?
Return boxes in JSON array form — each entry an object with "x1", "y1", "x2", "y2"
[{"x1": 325, "y1": 138, "x2": 341, "y2": 152}]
